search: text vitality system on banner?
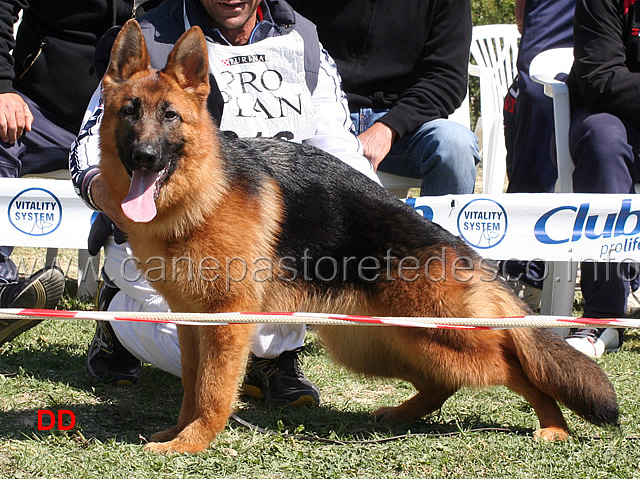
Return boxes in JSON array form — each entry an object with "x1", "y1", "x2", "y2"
[
  {"x1": 406, "y1": 193, "x2": 640, "y2": 263},
  {"x1": 0, "y1": 178, "x2": 94, "y2": 249}
]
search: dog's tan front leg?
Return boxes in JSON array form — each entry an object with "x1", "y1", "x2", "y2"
[
  {"x1": 145, "y1": 323, "x2": 254, "y2": 454},
  {"x1": 147, "y1": 325, "x2": 200, "y2": 444}
]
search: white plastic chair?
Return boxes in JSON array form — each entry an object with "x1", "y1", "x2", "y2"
[
  {"x1": 529, "y1": 47, "x2": 576, "y2": 317},
  {"x1": 377, "y1": 172, "x2": 422, "y2": 197},
  {"x1": 469, "y1": 24, "x2": 521, "y2": 194},
  {"x1": 529, "y1": 48, "x2": 575, "y2": 194}
]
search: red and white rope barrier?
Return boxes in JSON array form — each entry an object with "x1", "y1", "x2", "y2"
[{"x1": 1, "y1": 308, "x2": 637, "y2": 330}]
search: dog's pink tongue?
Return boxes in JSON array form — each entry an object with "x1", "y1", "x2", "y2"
[{"x1": 121, "y1": 170, "x2": 159, "y2": 223}]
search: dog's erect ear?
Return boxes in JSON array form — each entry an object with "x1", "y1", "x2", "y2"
[
  {"x1": 164, "y1": 26, "x2": 210, "y2": 103},
  {"x1": 103, "y1": 19, "x2": 150, "y2": 86}
]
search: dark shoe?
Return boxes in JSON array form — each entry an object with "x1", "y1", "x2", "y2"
[
  {"x1": 242, "y1": 347, "x2": 320, "y2": 407},
  {"x1": 86, "y1": 320, "x2": 141, "y2": 386},
  {"x1": 86, "y1": 277, "x2": 141, "y2": 385},
  {"x1": 95, "y1": 275, "x2": 120, "y2": 312},
  {"x1": 0, "y1": 267, "x2": 65, "y2": 345}
]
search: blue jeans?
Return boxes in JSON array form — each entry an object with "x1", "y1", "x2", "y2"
[{"x1": 350, "y1": 109, "x2": 479, "y2": 196}]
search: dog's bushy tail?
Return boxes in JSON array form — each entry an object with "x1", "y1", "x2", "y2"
[
  {"x1": 465, "y1": 276, "x2": 618, "y2": 427},
  {"x1": 510, "y1": 327, "x2": 619, "y2": 427}
]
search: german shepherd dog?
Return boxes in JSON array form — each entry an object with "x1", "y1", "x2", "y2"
[{"x1": 98, "y1": 20, "x2": 619, "y2": 453}]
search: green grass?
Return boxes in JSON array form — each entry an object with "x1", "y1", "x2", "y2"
[
  {"x1": 0, "y1": 7, "x2": 586, "y2": 476},
  {"x1": 2, "y1": 313, "x2": 640, "y2": 478}
]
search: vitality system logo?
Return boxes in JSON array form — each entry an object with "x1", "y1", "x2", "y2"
[
  {"x1": 457, "y1": 199, "x2": 507, "y2": 249},
  {"x1": 8, "y1": 187, "x2": 62, "y2": 236}
]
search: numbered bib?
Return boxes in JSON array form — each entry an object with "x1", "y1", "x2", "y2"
[{"x1": 205, "y1": 31, "x2": 316, "y2": 141}]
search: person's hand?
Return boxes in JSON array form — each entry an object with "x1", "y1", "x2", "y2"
[
  {"x1": 357, "y1": 122, "x2": 398, "y2": 171},
  {"x1": 90, "y1": 173, "x2": 130, "y2": 231},
  {"x1": 0, "y1": 92, "x2": 34, "y2": 143}
]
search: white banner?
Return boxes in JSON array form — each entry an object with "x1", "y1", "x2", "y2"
[
  {"x1": 407, "y1": 194, "x2": 640, "y2": 263},
  {"x1": 0, "y1": 178, "x2": 95, "y2": 249},
  {"x1": 1, "y1": 179, "x2": 638, "y2": 265}
]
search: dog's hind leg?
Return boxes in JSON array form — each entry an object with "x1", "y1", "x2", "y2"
[
  {"x1": 372, "y1": 387, "x2": 455, "y2": 423},
  {"x1": 507, "y1": 374, "x2": 570, "y2": 441}
]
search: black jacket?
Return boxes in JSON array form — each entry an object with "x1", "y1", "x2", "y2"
[
  {"x1": 0, "y1": 0, "x2": 163, "y2": 133},
  {"x1": 287, "y1": 0, "x2": 472, "y2": 140},
  {"x1": 568, "y1": 0, "x2": 640, "y2": 130}
]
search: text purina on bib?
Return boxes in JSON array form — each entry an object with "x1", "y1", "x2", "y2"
[{"x1": 207, "y1": 31, "x2": 316, "y2": 142}]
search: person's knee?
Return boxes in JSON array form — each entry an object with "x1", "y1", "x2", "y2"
[
  {"x1": 0, "y1": 145, "x2": 22, "y2": 178},
  {"x1": 415, "y1": 120, "x2": 479, "y2": 165},
  {"x1": 411, "y1": 121, "x2": 477, "y2": 194},
  {"x1": 570, "y1": 111, "x2": 639, "y2": 193},
  {"x1": 425, "y1": 119, "x2": 478, "y2": 149},
  {"x1": 571, "y1": 112, "x2": 628, "y2": 161}
]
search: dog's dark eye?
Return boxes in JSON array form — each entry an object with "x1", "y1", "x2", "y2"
[
  {"x1": 121, "y1": 105, "x2": 136, "y2": 117},
  {"x1": 164, "y1": 110, "x2": 179, "y2": 121}
]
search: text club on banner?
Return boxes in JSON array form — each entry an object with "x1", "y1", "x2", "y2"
[
  {"x1": 0, "y1": 178, "x2": 95, "y2": 249},
  {"x1": 406, "y1": 194, "x2": 640, "y2": 263}
]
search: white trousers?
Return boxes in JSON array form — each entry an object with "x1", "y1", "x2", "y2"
[{"x1": 103, "y1": 238, "x2": 306, "y2": 377}]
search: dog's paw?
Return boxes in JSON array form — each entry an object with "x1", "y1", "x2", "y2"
[
  {"x1": 532, "y1": 427, "x2": 570, "y2": 442},
  {"x1": 144, "y1": 438, "x2": 209, "y2": 454},
  {"x1": 371, "y1": 406, "x2": 408, "y2": 423},
  {"x1": 150, "y1": 427, "x2": 181, "y2": 443}
]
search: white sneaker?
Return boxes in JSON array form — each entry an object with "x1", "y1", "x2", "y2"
[
  {"x1": 565, "y1": 328, "x2": 623, "y2": 359},
  {"x1": 627, "y1": 291, "x2": 640, "y2": 317}
]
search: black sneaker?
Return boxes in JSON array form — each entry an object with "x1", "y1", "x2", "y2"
[
  {"x1": 242, "y1": 347, "x2": 320, "y2": 407},
  {"x1": 95, "y1": 275, "x2": 120, "y2": 312},
  {"x1": 0, "y1": 266, "x2": 65, "y2": 345},
  {"x1": 86, "y1": 277, "x2": 141, "y2": 385},
  {"x1": 86, "y1": 320, "x2": 142, "y2": 386}
]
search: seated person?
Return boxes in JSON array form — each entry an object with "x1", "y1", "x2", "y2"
[
  {"x1": 500, "y1": 0, "x2": 576, "y2": 309},
  {"x1": 288, "y1": 0, "x2": 479, "y2": 196},
  {"x1": 562, "y1": 0, "x2": 640, "y2": 357}
]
